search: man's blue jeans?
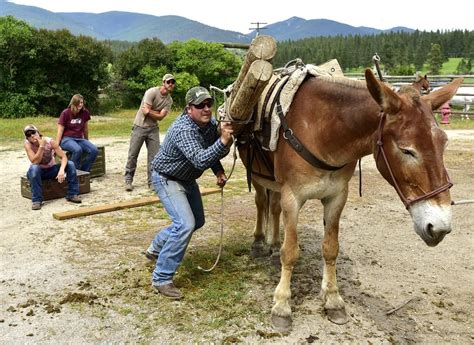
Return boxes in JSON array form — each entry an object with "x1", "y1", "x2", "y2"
[
  {"x1": 27, "y1": 161, "x2": 79, "y2": 203},
  {"x1": 60, "y1": 137, "x2": 98, "y2": 172},
  {"x1": 149, "y1": 171, "x2": 205, "y2": 286}
]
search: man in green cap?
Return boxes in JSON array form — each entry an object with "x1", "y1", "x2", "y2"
[
  {"x1": 124, "y1": 73, "x2": 175, "y2": 191},
  {"x1": 143, "y1": 86, "x2": 234, "y2": 299}
]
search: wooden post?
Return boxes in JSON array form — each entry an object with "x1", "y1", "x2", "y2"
[{"x1": 52, "y1": 188, "x2": 221, "y2": 220}]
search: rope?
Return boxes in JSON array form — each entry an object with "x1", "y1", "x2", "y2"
[
  {"x1": 197, "y1": 142, "x2": 238, "y2": 272},
  {"x1": 197, "y1": 187, "x2": 224, "y2": 272}
]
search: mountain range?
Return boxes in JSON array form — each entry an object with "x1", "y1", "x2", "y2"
[{"x1": 1, "y1": 0, "x2": 414, "y2": 43}]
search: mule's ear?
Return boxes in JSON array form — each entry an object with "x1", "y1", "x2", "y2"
[
  {"x1": 422, "y1": 77, "x2": 464, "y2": 110},
  {"x1": 365, "y1": 68, "x2": 402, "y2": 115}
]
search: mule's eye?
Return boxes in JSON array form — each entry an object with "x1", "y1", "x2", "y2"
[{"x1": 401, "y1": 148, "x2": 416, "y2": 157}]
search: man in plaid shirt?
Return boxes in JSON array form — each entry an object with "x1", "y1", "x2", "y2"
[{"x1": 145, "y1": 86, "x2": 234, "y2": 299}]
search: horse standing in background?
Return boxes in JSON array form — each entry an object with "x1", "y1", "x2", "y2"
[{"x1": 236, "y1": 69, "x2": 463, "y2": 331}]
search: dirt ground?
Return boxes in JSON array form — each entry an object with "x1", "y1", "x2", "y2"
[{"x1": 1, "y1": 130, "x2": 473, "y2": 344}]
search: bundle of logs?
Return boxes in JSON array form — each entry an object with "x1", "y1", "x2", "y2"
[{"x1": 225, "y1": 35, "x2": 276, "y2": 130}]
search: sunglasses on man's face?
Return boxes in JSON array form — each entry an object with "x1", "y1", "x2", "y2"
[
  {"x1": 25, "y1": 130, "x2": 37, "y2": 138},
  {"x1": 193, "y1": 100, "x2": 213, "y2": 109},
  {"x1": 166, "y1": 79, "x2": 176, "y2": 85}
]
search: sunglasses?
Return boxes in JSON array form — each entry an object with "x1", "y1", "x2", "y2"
[
  {"x1": 193, "y1": 100, "x2": 214, "y2": 109},
  {"x1": 25, "y1": 130, "x2": 37, "y2": 138},
  {"x1": 166, "y1": 79, "x2": 176, "y2": 85}
]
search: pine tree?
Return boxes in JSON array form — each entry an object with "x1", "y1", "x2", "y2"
[{"x1": 427, "y1": 44, "x2": 443, "y2": 74}]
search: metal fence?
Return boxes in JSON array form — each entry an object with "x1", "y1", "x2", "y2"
[{"x1": 345, "y1": 74, "x2": 474, "y2": 118}]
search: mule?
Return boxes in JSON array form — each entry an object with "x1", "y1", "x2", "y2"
[
  {"x1": 235, "y1": 69, "x2": 463, "y2": 331},
  {"x1": 412, "y1": 73, "x2": 430, "y2": 93}
]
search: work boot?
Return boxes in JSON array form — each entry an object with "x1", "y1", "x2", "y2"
[
  {"x1": 66, "y1": 195, "x2": 82, "y2": 203},
  {"x1": 153, "y1": 283, "x2": 183, "y2": 300},
  {"x1": 32, "y1": 202, "x2": 43, "y2": 210},
  {"x1": 143, "y1": 250, "x2": 158, "y2": 261},
  {"x1": 125, "y1": 181, "x2": 133, "y2": 191}
]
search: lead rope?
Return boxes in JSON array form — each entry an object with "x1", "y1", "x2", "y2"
[
  {"x1": 197, "y1": 140, "x2": 238, "y2": 272},
  {"x1": 197, "y1": 187, "x2": 224, "y2": 272}
]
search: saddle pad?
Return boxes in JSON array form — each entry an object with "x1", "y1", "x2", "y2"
[{"x1": 259, "y1": 59, "x2": 344, "y2": 151}]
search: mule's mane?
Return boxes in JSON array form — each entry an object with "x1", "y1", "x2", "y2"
[{"x1": 399, "y1": 85, "x2": 421, "y2": 103}]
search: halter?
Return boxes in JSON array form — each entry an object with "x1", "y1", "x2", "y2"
[{"x1": 375, "y1": 112, "x2": 453, "y2": 209}]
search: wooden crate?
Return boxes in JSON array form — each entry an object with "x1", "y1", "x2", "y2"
[
  {"x1": 55, "y1": 145, "x2": 105, "y2": 178},
  {"x1": 21, "y1": 170, "x2": 91, "y2": 200}
]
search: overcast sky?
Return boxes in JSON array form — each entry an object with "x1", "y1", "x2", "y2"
[{"x1": 8, "y1": 0, "x2": 474, "y2": 33}]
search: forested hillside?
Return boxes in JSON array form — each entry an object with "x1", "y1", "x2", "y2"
[
  {"x1": 1, "y1": 16, "x2": 472, "y2": 119},
  {"x1": 274, "y1": 30, "x2": 474, "y2": 74}
]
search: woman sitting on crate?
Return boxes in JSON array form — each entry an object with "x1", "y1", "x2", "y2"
[
  {"x1": 24, "y1": 125, "x2": 82, "y2": 210},
  {"x1": 56, "y1": 94, "x2": 98, "y2": 172}
]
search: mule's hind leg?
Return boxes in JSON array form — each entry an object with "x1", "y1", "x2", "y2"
[
  {"x1": 271, "y1": 186, "x2": 300, "y2": 332},
  {"x1": 250, "y1": 181, "x2": 269, "y2": 258},
  {"x1": 320, "y1": 190, "x2": 350, "y2": 324}
]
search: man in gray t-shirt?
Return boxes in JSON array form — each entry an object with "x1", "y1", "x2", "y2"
[{"x1": 124, "y1": 73, "x2": 175, "y2": 191}]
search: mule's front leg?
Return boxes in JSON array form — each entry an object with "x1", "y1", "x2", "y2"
[
  {"x1": 271, "y1": 189, "x2": 299, "y2": 332},
  {"x1": 250, "y1": 182, "x2": 269, "y2": 258},
  {"x1": 320, "y1": 191, "x2": 349, "y2": 324}
]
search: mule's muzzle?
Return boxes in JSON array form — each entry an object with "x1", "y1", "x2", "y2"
[{"x1": 422, "y1": 223, "x2": 451, "y2": 247}]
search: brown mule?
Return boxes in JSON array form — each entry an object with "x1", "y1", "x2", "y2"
[{"x1": 236, "y1": 69, "x2": 463, "y2": 331}]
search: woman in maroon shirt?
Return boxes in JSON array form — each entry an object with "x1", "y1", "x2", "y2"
[{"x1": 56, "y1": 94, "x2": 98, "y2": 172}]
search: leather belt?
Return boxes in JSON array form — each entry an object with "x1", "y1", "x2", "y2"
[{"x1": 159, "y1": 172, "x2": 180, "y2": 181}]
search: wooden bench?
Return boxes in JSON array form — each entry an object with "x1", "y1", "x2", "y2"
[
  {"x1": 55, "y1": 144, "x2": 106, "y2": 178},
  {"x1": 21, "y1": 170, "x2": 91, "y2": 201}
]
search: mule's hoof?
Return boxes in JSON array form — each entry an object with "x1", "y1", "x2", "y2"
[
  {"x1": 250, "y1": 244, "x2": 267, "y2": 258},
  {"x1": 271, "y1": 313, "x2": 292, "y2": 332},
  {"x1": 270, "y1": 253, "x2": 281, "y2": 267},
  {"x1": 325, "y1": 308, "x2": 349, "y2": 325}
]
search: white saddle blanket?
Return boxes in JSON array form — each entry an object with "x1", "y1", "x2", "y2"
[{"x1": 258, "y1": 59, "x2": 344, "y2": 151}]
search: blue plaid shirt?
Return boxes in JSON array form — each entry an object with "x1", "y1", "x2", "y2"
[{"x1": 151, "y1": 112, "x2": 229, "y2": 182}]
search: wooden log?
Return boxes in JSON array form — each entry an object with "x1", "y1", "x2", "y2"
[
  {"x1": 230, "y1": 35, "x2": 276, "y2": 101},
  {"x1": 221, "y1": 42, "x2": 250, "y2": 49},
  {"x1": 228, "y1": 59, "x2": 273, "y2": 122},
  {"x1": 53, "y1": 187, "x2": 221, "y2": 220}
]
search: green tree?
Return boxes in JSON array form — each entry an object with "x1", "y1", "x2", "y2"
[
  {"x1": 114, "y1": 38, "x2": 172, "y2": 80},
  {"x1": 427, "y1": 43, "x2": 443, "y2": 74},
  {"x1": 0, "y1": 16, "x2": 37, "y2": 117},
  {"x1": 113, "y1": 38, "x2": 173, "y2": 106},
  {"x1": 32, "y1": 29, "x2": 112, "y2": 115},
  {"x1": 168, "y1": 39, "x2": 241, "y2": 90}
]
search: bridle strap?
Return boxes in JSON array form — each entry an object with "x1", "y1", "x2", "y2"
[{"x1": 375, "y1": 112, "x2": 453, "y2": 209}]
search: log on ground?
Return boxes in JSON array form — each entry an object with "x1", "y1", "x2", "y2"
[{"x1": 53, "y1": 188, "x2": 221, "y2": 220}]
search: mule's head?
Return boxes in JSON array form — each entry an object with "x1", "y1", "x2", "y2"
[
  {"x1": 365, "y1": 69, "x2": 463, "y2": 246},
  {"x1": 414, "y1": 74, "x2": 430, "y2": 93}
]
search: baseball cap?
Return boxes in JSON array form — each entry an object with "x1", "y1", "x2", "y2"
[
  {"x1": 162, "y1": 73, "x2": 175, "y2": 82},
  {"x1": 23, "y1": 124, "x2": 38, "y2": 136},
  {"x1": 185, "y1": 86, "x2": 212, "y2": 105}
]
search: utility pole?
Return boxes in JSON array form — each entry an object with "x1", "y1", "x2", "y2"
[{"x1": 249, "y1": 22, "x2": 267, "y2": 36}]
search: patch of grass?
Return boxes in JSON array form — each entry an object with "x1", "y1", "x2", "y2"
[
  {"x1": 347, "y1": 58, "x2": 473, "y2": 75},
  {"x1": 63, "y1": 183, "x2": 273, "y2": 341},
  {"x1": 0, "y1": 109, "x2": 181, "y2": 145},
  {"x1": 433, "y1": 114, "x2": 474, "y2": 129}
]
